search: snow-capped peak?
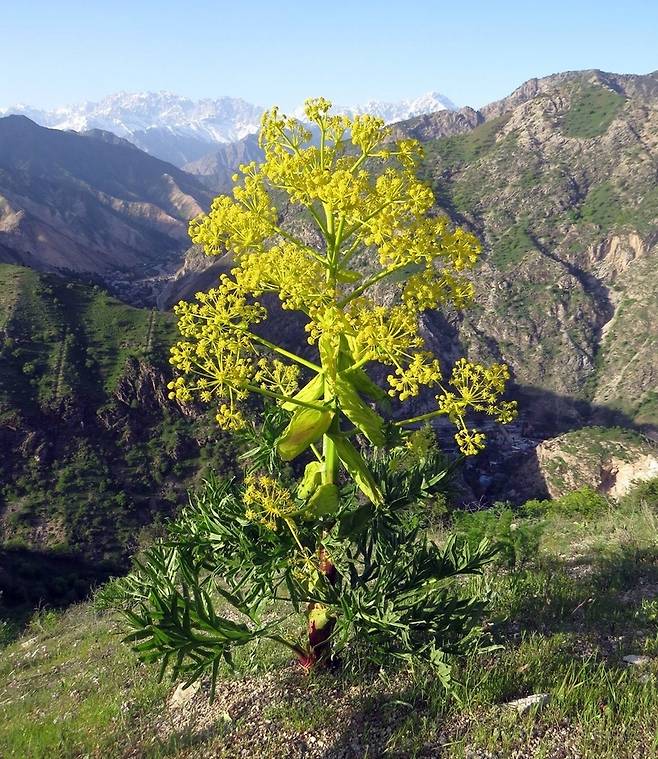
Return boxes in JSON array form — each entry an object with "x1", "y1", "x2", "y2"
[
  {"x1": 0, "y1": 90, "x2": 457, "y2": 166},
  {"x1": 326, "y1": 91, "x2": 457, "y2": 122}
]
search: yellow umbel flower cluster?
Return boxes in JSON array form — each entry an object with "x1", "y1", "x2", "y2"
[
  {"x1": 169, "y1": 97, "x2": 516, "y2": 467},
  {"x1": 434, "y1": 359, "x2": 518, "y2": 454},
  {"x1": 388, "y1": 352, "x2": 443, "y2": 401},
  {"x1": 243, "y1": 474, "x2": 298, "y2": 531}
]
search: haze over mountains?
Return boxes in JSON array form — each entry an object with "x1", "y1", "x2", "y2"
[
  {"x1": 0, "y1": 68, "x2": 657, "y2": 567},
  {"x1": 0, "y1": 115, "x2": 211, "y2": 302},
  {"x1": 0, "y1": 91, "x2": 457, "y2": 166}
]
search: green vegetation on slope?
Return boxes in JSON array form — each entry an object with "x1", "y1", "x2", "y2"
[
  {"x1": 575, "y1": 181, "x2": 658, "y2": 234},
  {"x1": 2, "y1": 478, "x2": 658, "y2": 758},
  {"x1": 489, "y1": 220, "x2": 535, "y2": 270},
  {"x1": 423, "y1": 114, "x2": 512, "y2": 168},
  {"x1": 0, "y1": 265, "x2": 172, "y2": 413},
  {"x1": 562, "y1": 84, "x2": 626, "y2": 139},
  {"x1": 0, "y1": 264, "x2": 236, "y2": 595}
]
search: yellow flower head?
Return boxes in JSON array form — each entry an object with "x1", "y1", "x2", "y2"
[
  {"x1": 243, "y1": 474, "x2": 298, "y2": 531},
  {"x1": 168, "y1": 97, "x2": 516, "y2": 469}
]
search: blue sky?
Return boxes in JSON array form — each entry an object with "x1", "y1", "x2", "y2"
[{"x1": 3, "y1": 0, "x2": 657, "y2": 110}]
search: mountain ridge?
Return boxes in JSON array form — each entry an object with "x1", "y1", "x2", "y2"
[
  {"x1": 0, "y1": 115, "x2": 210, "y2": 289},
  {"x1": 0, "y1": 90, "x2": 458, "y2": 166}
]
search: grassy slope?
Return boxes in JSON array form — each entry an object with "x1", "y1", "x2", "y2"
[{"x1": 2, "y1": 481, "x2": 658, "y2": 758}]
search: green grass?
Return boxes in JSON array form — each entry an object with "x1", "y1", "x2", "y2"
[
  {"x1": 424, "y1": 114, "x2": 512, "y2": 168},
  {"x1": 3, "y1": 479, "x2": 658, "y2": 757},
  {"x1": 562, "y1": 85, "x2": 626, "y2": 139},
  {"x1": 419, "y1": 115, "x2": 516, "y2": 216}
]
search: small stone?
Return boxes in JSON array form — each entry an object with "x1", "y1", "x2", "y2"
[
  {"x1": 623, "y1": 655, "x2": 652, "y2": 666},
  {"x1": 168, "y1": 680, "x2": 201, "y2": 708},
  {"x1": 506, "y1": 693, "x2": 550, "y2": 715}
]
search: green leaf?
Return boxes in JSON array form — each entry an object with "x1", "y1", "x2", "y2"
[
  {"x1": 336, "y1": 268, "x2": 361, "y2": 284},
  {"x1": 337, "y1": 502, "x2": 375, "y2": 539},
  {"x1": 335, "y1": 375, "x2": 385, "y2": 446},
  {"x1": 304, "y1": 483, "x2": 340, "y2": 518},
  {"x1": 349, "y1": 367, "x2": 390, "y2": 406},
  {"x1": 330, "y1": 435, "x2": 383, "y2": 506},
  {"x1": 277, "y1": 406, "x2": 334, "y2": 461},
  {"x1": 386, "y1": 262, "x2": 426, "y2": 283},
  {"x1": 281, "y1": 373, "x2": 324, "y2": 412}
]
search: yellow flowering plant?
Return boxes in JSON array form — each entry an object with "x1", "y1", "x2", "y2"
[
  {"x1": 169, "y1": 97, "x2": 514, "y2": 497},
  {"x1": 115, "y1": 99, "x2": 516, "y2": 687}
]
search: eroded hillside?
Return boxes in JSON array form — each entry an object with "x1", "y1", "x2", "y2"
[{"x1": 407, "y1": 70, "x2": 658, "y2": 437}]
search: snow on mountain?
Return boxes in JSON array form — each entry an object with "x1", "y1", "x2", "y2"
[
  {"x1": 0, "y1": 91, "x2": 457, "y2": 166},
  {"x1": 1, "y1": 92, "x2": 264, "y2": 142},
  {"x1": 300, "y1": 92, "x2": 458, "y2": 123}
]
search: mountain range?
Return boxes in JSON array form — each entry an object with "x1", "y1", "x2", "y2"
[
  {"x1": 1, "y1": 91, "x2": 457, "y2": 167},
  {"x1": 0, "y1": 115, "x2": 212, "y2": 301},
  {"x1": 0, "y1": 68, "x2": 656, "y2": 576}
]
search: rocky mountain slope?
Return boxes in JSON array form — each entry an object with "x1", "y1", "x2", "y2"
[
  {"x1": 0, "y1": 116, "x2": 211, "y2": 288},
  {"x1": 402, "y1": 70, "x2": 658, "y2": 442},
  {"x1": 2, "y1": 91, "x2": 457, "y2": 166},
  {"x1": 184, "y1": 133, "x2": 264, "y2": 193}
]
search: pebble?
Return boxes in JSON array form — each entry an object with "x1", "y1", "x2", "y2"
[
  {"x1": 168, "y1": 680, "x2": 201, "y2": 709},
  {"x1": 506, "y1": 693, "x2": 550, "y2": 714},
  {"x1": 623, "y1": 655, "x2": 652, "y2": 666}
]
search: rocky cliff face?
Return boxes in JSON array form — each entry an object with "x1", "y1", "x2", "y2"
[{"x1": 511, "y1": 427, "x2": 658, "y2": 501}]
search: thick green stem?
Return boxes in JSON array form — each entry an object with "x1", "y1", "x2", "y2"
[
  {"x1": 338, "y1": 262, "x2": 409, "y2": 307},
  {"x1": 245, "y1": 331, "x2": 322, "y2": 373},
  {"x1": 322, "y1": 431, "x2": 338, "y2": 485},
  {"x1": 268, "y1": 634, "x2": 307, "y2": 659}
]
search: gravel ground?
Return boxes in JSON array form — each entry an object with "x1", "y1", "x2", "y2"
[{"x1": 123, "y1": 667, "x2": 592, "y2": 759}]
